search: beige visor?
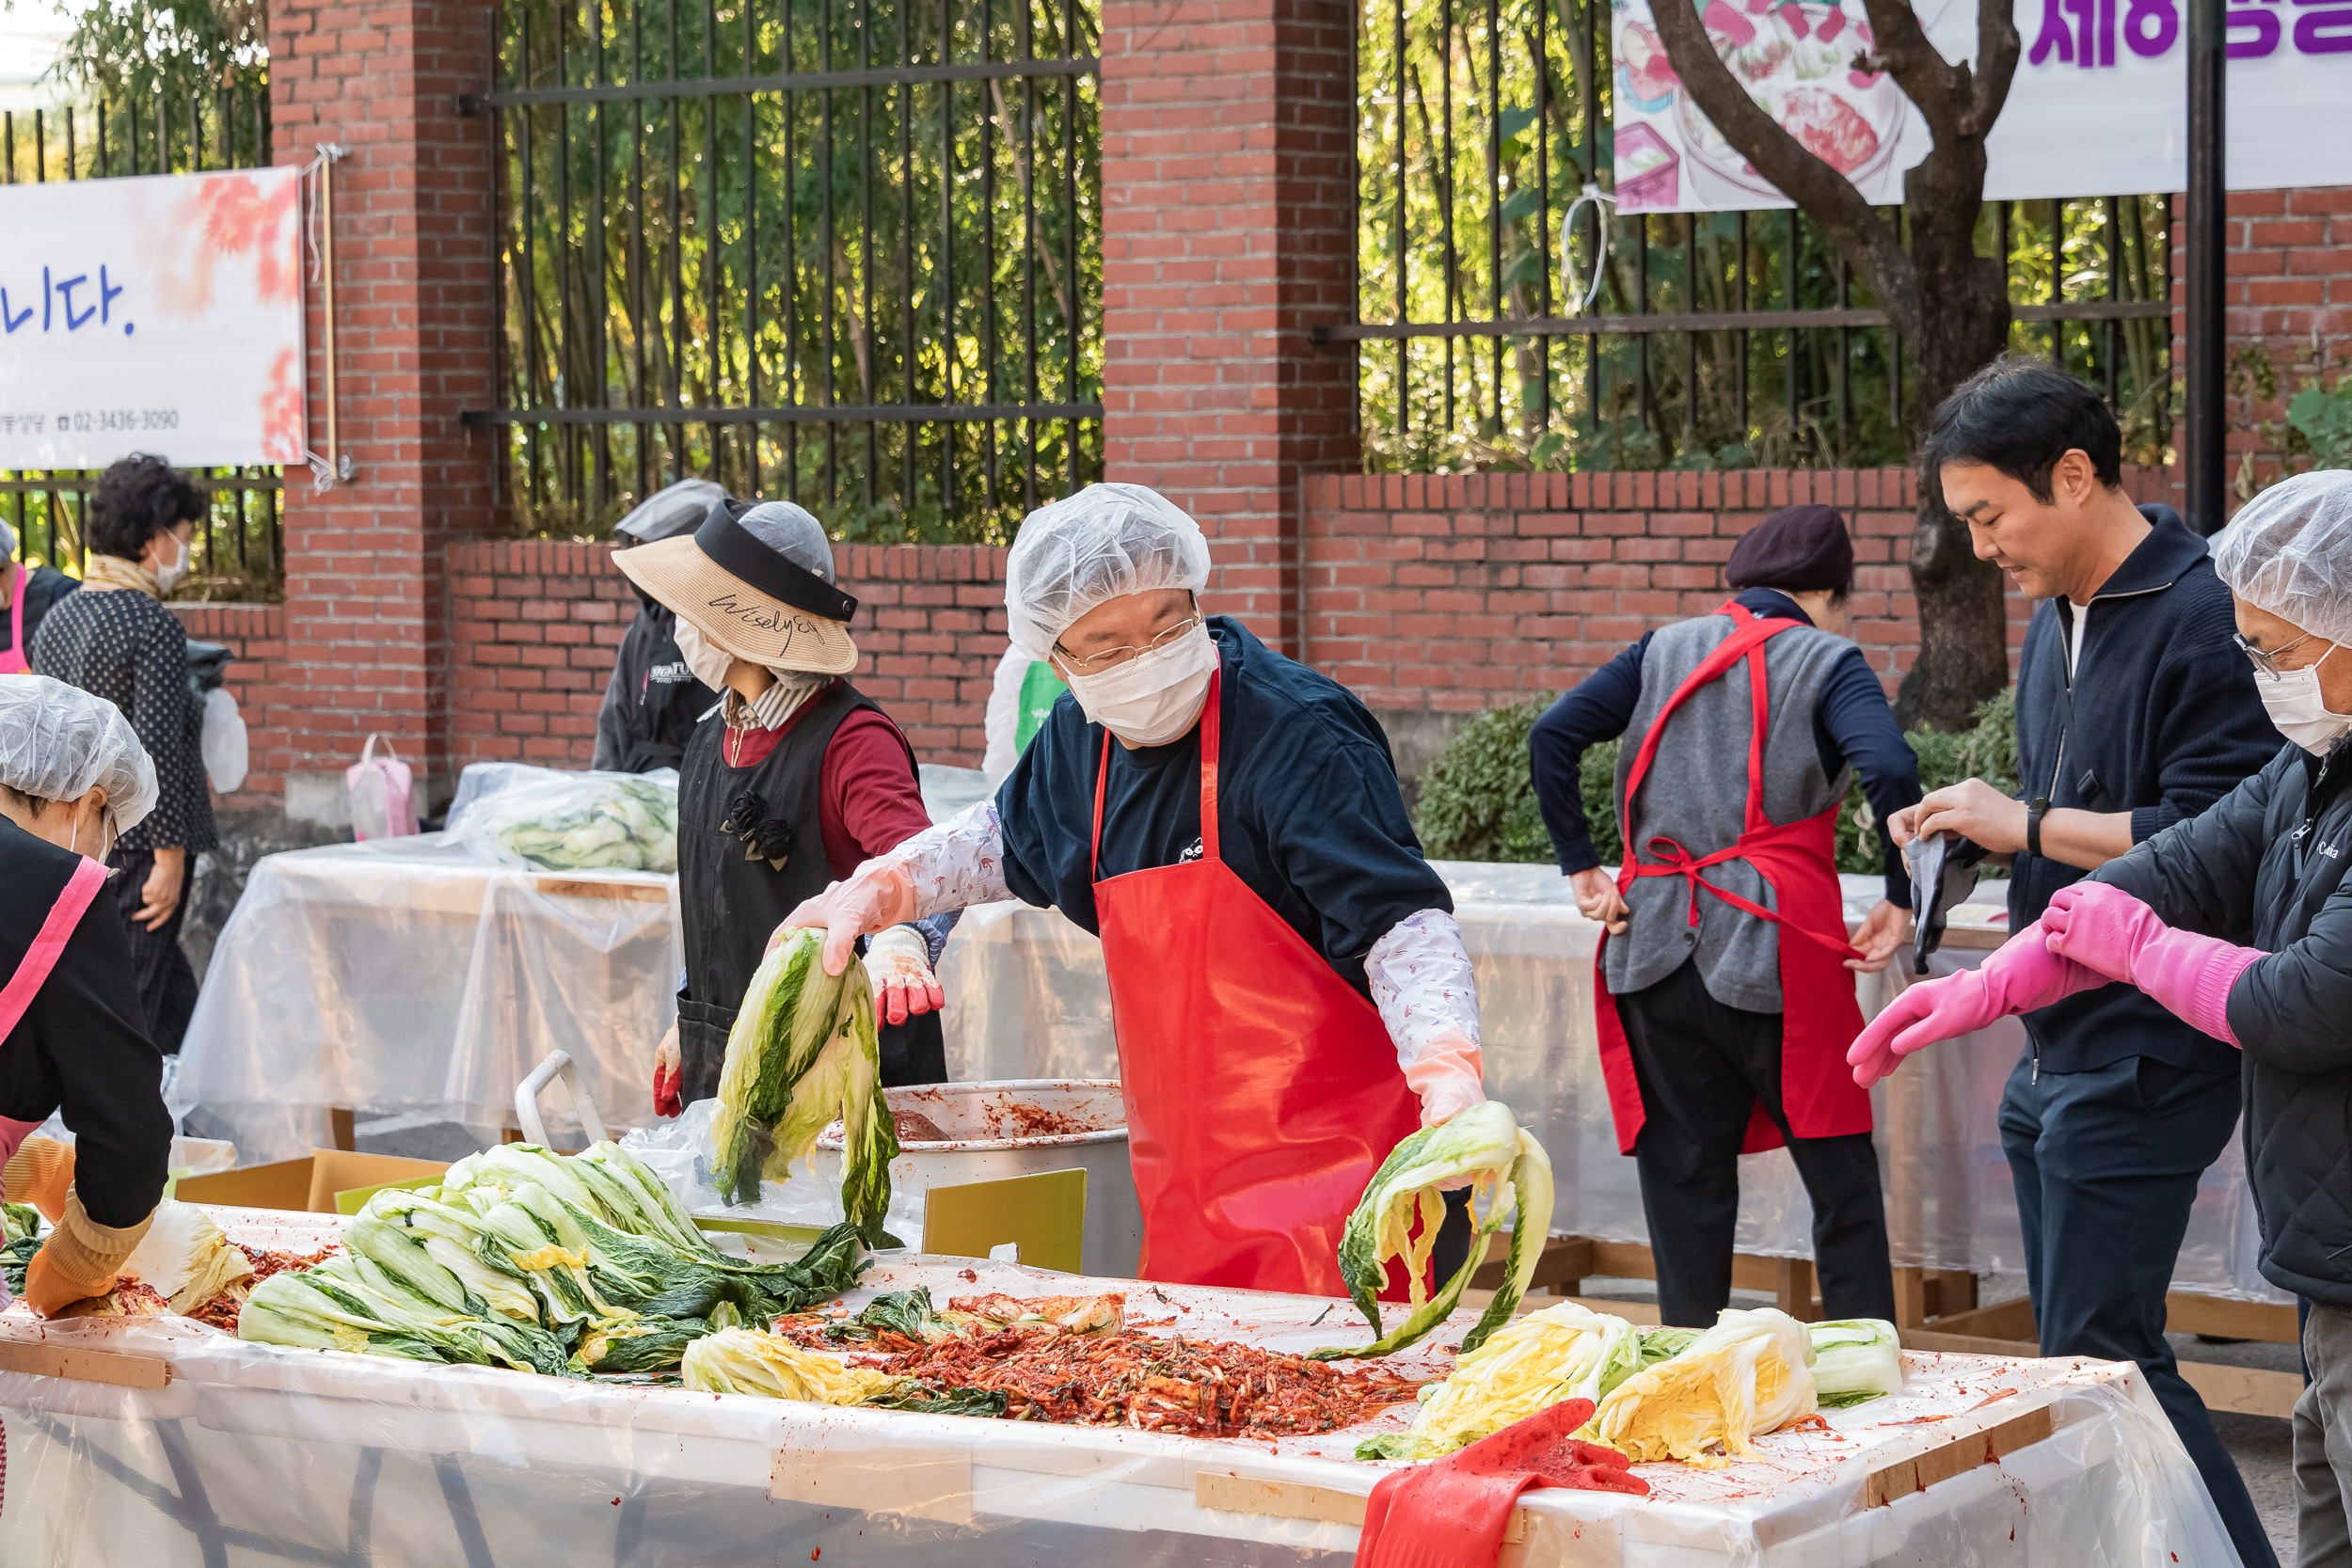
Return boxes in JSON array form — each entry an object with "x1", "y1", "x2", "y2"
[{"x1": 615, "y1": 531, "x2": 858, "y2": 676}]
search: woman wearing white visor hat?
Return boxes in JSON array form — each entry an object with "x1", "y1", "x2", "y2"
[
  {"x1": 782, "y1": 483, "x2": 1488, "y2": 1297},
  {"x1": 615, "y1": 496, "x2": 949, "y2": 1117}
]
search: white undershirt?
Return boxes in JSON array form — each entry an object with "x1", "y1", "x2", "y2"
[{"x1": 2066, "y1": 601, "x2": 2092, "y2": 677}]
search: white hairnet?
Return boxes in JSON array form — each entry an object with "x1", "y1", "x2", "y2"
[
  {"x1": 0, "y1": 675, "x2": 159, "y2": 836},
  {"x1": 738, "y1": 499, "x2": 836, "y2": 585},
  {"x1": 2213, "y1": 471, "x2": 2352, "y2": 647},
  {"x1": 1004, "y1": 483, "x2": 1211, "y2": 659},
  {"x1": 612, "y1": 477, "x2": 727, "y2": 546}
]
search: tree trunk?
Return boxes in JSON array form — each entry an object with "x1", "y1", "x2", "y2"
[{"x1": 1892, "y1": 169, "x2": 2013, "y2": 732}]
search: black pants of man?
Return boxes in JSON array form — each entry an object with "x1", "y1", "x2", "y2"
[
  {"x1": 2000, "y1": 1051, "x2": 2278, "y2": 1568},
  {"x1": 110, "y1": 847, "x2": 199, "y2": 1055},
  {"x1": 1615, "y1": 957, "x2": 1896, "y2": 1328}
]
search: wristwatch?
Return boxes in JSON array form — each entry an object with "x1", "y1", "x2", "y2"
[{"x1": 2026, "y1": 798, "x2": 2051, "y2": 859}]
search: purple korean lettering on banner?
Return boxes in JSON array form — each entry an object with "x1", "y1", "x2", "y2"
[
  {"x1": 2293, "y1": 0, "x2": 2352, "y2": 53},
  {"x1": 2227, "y1": 6, "x2": 2280, "y2": 54},
  {"x1": 2125, "y1": 0, "x2": 2180, "y2": 54},
  {"x1": 2030, "y1": 0, "x2": 2076, "y2": 61}
]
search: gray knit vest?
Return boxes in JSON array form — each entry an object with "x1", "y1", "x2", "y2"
[{"x1": 1602, "y1": 612, "x2": 1856, "y2": 1013}]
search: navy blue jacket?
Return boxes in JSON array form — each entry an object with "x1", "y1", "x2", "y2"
[
  {"x1": 1529, "y1": 588, "x2": 1924, "y2": 903},
  {"x1": 996, "y1": 617, "x2": 1449, "y2": 998},
  {"x1": 2011, "y1": 507, "x2": 2282, "y2": 1075}
]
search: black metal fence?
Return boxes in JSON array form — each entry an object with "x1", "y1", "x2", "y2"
[
  {"x1": 472, "y1": 0, "x2": 1103, "y2": 545},
  {"x1": 1, "y1": 85, "x2": 286, "y2": 599},
  {"x1": 1344, "y1": 0, "x2": 2174, "y2": 473}
]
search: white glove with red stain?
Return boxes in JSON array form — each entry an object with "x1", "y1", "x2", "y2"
[
  {"x1": 778, "y1": 800, "x2": 1010, "y2": 977},
  {"x1": 865, "y1": 925, "x2": 946, "y2": 1026}
]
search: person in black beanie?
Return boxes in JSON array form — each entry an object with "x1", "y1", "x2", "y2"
[{"x1": 1527, "y1": 503, "x2": 1922, "y2": 1327}]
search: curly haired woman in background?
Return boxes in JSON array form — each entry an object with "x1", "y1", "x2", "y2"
[{"x1": 30, "y1": 453, "x2": 216, "y2": 1053}]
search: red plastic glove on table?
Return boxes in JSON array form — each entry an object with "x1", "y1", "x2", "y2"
[
  {"x1": 2042, "y1": 882, "x2": 2263, "y2": 1046},
  {"x1": 1846, "y1": 919, "x2": 2106, "y2": 1086},
  {"x1": 1354, "y1": 1399, "x2": 1647, "y2": 1568}
]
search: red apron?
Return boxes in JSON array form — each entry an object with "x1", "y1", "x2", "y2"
[
  {"x1": 1090, "y1": 672, "x2": 1423, "y2": 1295},
  {"x1": 1593, "y1": 602, "x2": 1871, "y2": 1156},
  {"x1": 0, "y1": 562, "x2": 29, "y2": 674}
]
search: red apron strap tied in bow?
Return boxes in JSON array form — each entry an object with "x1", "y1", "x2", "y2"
[{"x1": 1591, "y1": 600, "x2": 1873, "y2": 1155}]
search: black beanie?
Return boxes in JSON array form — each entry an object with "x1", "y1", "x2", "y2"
[{"x1": 1725, "y1": 504, "x2": 1854, "y2": 594}]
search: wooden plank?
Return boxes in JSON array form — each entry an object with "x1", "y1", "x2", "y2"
[
  {"x1": 1924, "y1": 1296, "x2": 2037, "y2": 1342},
  {"x1": 2178, "y1": 1362, "x2": 2303, "y2": 1419},
  {"x1": 1194, "y1": 1474, "x2": 1528, "y2": 1544},
  {"x1": 1774, "y1": 1259, "x2": 1819, "y2": 1323},
  {"x1": 2166, "y1": 1292, "x2": 2299, "y2": 1344},
  {"x1": 533, "y1": 877, "x2": 671, "y2": 904},
  {"x1": 1899, "y1": 1327, "x2": 2041, "y2": 1357},
  {"x1": 0, "y1": 1340, "x2": 171, "y2": 1390},
  {"x1": 1864, "y1": 1405, "x2": 2054, "y2": 1507},
  {"x1": 1892, "y1": 1268, "x2": 1930, "y2": 1328},
  {"x1": 327, "y1": 1107, "x2": 356, "y2": 1153},
  {"x1": 772, "y1": 1444, "x2": 972, "y2": 1526},
  {"x1": 1470, "y1": 1235, "x2": 1590, "y2": 1294},
  {"x1": 1926, "y1": 1270, "x2": 1980, "y2": 1320}
]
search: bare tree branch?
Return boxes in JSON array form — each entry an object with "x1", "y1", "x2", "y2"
[{"x1": 1644, "y1": 0, "x2": 1917, "y2": 339}]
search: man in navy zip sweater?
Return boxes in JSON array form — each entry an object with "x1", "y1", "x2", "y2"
[{"x1": 1893, "y1": 358, "x2": 2280, "y2": 1567}]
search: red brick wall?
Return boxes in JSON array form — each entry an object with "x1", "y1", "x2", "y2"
[
  {"x1": 443, "y1": 542, "x2": 1011, "y2": 770},
  {"x1": 1300, "y1": 467, "x2": 2175, "y2": 721},
  {"x1": 1097, "y1": 0, "x2": 1357, "y2": 648},
  {"x1": 266, "y1": 0, "x2": 504, "y2": 810},
  {"x1": 2187, "y1": 186, "x2": 2352, "y2": 499},
  {"x1": 169, "y1": 604, "x2": 287, "y2": 812}
]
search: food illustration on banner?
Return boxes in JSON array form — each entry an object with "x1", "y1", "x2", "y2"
[{"x1": 1612, "y1": 0, "x2": 1921, "y2": 212}]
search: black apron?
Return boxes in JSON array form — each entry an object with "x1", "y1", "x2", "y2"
[{"x1": 674, "y1": 679, "x2": 947, "y2": 1104}]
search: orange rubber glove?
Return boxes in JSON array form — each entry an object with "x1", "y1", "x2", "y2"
[
  {"x1": 24, "y1": 1194, "x2": 151, "y2": 1318},
  {"x1": 4, "y1": 1136, "x2": 76, "y2": 1225},
  {"x1": 779, "y1": 864, "x2": 917, "y2": 979}
]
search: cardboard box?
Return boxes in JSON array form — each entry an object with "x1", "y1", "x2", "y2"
[{"x1": 176, "y1": 1150, "x2": 451, "y2": 1213}]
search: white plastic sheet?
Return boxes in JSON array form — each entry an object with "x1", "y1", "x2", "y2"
[
  {"x1": 170, "y1": 835, "x2": 681, "y2": 1163},
  {"x1": 0, "y1": 1208, "x2": 2238, "y2": 1567},
  {"x1": 936, "y1": 866, "x2": 2287, "y2": 1306}
]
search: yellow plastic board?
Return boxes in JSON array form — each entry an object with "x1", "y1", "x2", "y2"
[{"x1": 920, "y1": 1168, "x2": 1087, "y2": 1274}]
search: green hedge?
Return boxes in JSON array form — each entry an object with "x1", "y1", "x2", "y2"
[{"x1": 1413, "y1": 688, "x2": 2018, "y2": 874}]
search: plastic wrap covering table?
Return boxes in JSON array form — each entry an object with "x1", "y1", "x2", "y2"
[{"x1": 0, "y1": 1208, "x2": 2236, "y2": 1567}]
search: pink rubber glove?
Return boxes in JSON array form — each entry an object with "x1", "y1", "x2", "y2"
[
  {"x1": 1846, "y1": 920, "x2": 2106, "y2": 1086},
  {"x1": 779, "y1": 863, "x2": 918, "y2": 978},
  {"x1": 2042, "y1": 883, "x2": 2262, "y2": 1046},
  {"x1": 1402, "y1": 1037, "x2": 1486, "y2": 1128}
]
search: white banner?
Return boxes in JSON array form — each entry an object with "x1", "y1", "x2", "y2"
[
  {"x1": 1612, "y1": 0, "x2": 2352, "y2": 213},
  {"x1": 0, "y1": 166, "x2": 306, "y2": 467}
]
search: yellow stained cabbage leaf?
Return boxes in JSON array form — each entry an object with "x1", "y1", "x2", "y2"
[
  {"x1": 1586, "y1": 1307, "x2": 1817, "y2": 1468},
  {"x1": 679, "y1": 1327, "x2": 899, "y2": 1405},
  {"x1": 1358, "y1": 1302, "x2": 1645, "y2": 1461}
]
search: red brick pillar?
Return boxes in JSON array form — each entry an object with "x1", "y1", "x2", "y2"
[
  {"x1": 268, "y1": 0, "x2": 503, "y2": 820},
  {"x1": 1097, "y1": 0, "x2": 1359, "y2": 653}
]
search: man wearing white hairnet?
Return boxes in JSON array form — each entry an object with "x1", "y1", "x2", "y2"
[
  {"x1": 0, "y1": 676, "x2": 174, "y2": 1319},
  {"x1": 786, "y1": 483, "x2": 1486, "y2": 1297},
  {"x1": 613, "y1": 495, "x2": 950, "y2": 1116},
  {"x1": 1848, "y1": 470, "x2": 2352, "y2": 1565}
]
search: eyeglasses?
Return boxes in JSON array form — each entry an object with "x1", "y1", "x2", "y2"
[
  {"x1": 2233, "y1": 628, "x2": 2330, "y2": 675},
  {"x1": 1055, "y1": 613, "x2": 1202, "y2": 674}
]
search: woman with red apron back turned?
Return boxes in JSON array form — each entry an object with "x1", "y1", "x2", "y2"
[
  {"x1": 0, "y1": 517, "x2": 81, "y2": 675},
  {"x1": 783, "y1": 484, "x2": 1490, "y2": 1298},
  {"x1": 0, "y1": 677, "x2": 174, "y2": 1318},
  {"x1": 1527, "y1": 506, "x2": 1922, "y2": 1328}
]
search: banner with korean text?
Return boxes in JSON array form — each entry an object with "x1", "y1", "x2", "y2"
[
  {"x1": 0, "y1": 166, "x2": 305, "y2": 467},
  {"x1": 1612, "y1": 0, "x2": 2352, "y2": 213}
]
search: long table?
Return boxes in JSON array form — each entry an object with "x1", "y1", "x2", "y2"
[{"x1": 0, "y1": 1206, "x2": 2235, "y2": 1566}]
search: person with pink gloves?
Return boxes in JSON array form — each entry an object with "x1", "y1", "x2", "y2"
[
  {"x1": 1853, "y1": 469, "x2": 2352, "y2": 1568},
  {"x1": 777, "y1": 484, "x2": 1488, "y2": 1300}
]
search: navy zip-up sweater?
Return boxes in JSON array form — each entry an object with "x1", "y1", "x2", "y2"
[
  {"x1": 2011, "y1": 506, "x2": 2282, "y2": 1075},
  {"x1": 1529, "y1": 588, "x2": 1923, "y2": 904}
]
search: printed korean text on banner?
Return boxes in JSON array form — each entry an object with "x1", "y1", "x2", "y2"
[
  {"x1": 1612, "y1": 0, "x2": 2352, "y2": 214},
  {"x1": 0, "y1": 167, "x2": 305, "y2": 468}
]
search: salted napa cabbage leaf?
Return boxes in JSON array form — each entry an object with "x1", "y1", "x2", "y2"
[
  {"x1": 1807, "y1": 1318, "x2": 1903, "y2": 1407},
  {"x1": 1312, "y1": 1101, "x2": 1555, "y2": 1361},
  {"x1": 679, "y1": 1327, "x2": 900, "y2": 1404},
  {"x1": 1355, "y1": 1301, "x2": 1645, "y2": 1461},
  {"x1": 119, "y1": 1200, "x2": 255, "y2": 1314},
  {"x1": 1586, "y1": 1307, "x2": 1817, "y2": 1467}
]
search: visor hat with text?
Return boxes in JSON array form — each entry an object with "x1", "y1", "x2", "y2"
[{"x1": 613, "y1": 497, "x2": 859, "y2": 675}]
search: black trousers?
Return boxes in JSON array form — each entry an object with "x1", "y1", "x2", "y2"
[
  {"x1": 2000, "y1": 1051, "x2": 2277, "y2": 1568},
  {"x1": 110, "y1": 847, "x2": 199, "y2": 1055},
  {"x1": 1615, "y1": 958, "x2": 1895, "y2": 1327}
]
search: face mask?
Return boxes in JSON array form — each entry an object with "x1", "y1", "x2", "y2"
[
  {"x1": 1061, "y1": 624, "x2": 1219, "y2": 747},
  {"x1": 2255, "y1": 644, "x2": 2352, "y2": 756},
  {"x1": 672, "y1": 618, "x2": 736, "y2": 691},
  {"x1": 152, "y1": 533, "x2": 187, "y2": 594}
]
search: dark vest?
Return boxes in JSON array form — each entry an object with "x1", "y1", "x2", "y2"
[{"x1": 673, "y1": 678, "x2": 943, "y2": 1102}]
